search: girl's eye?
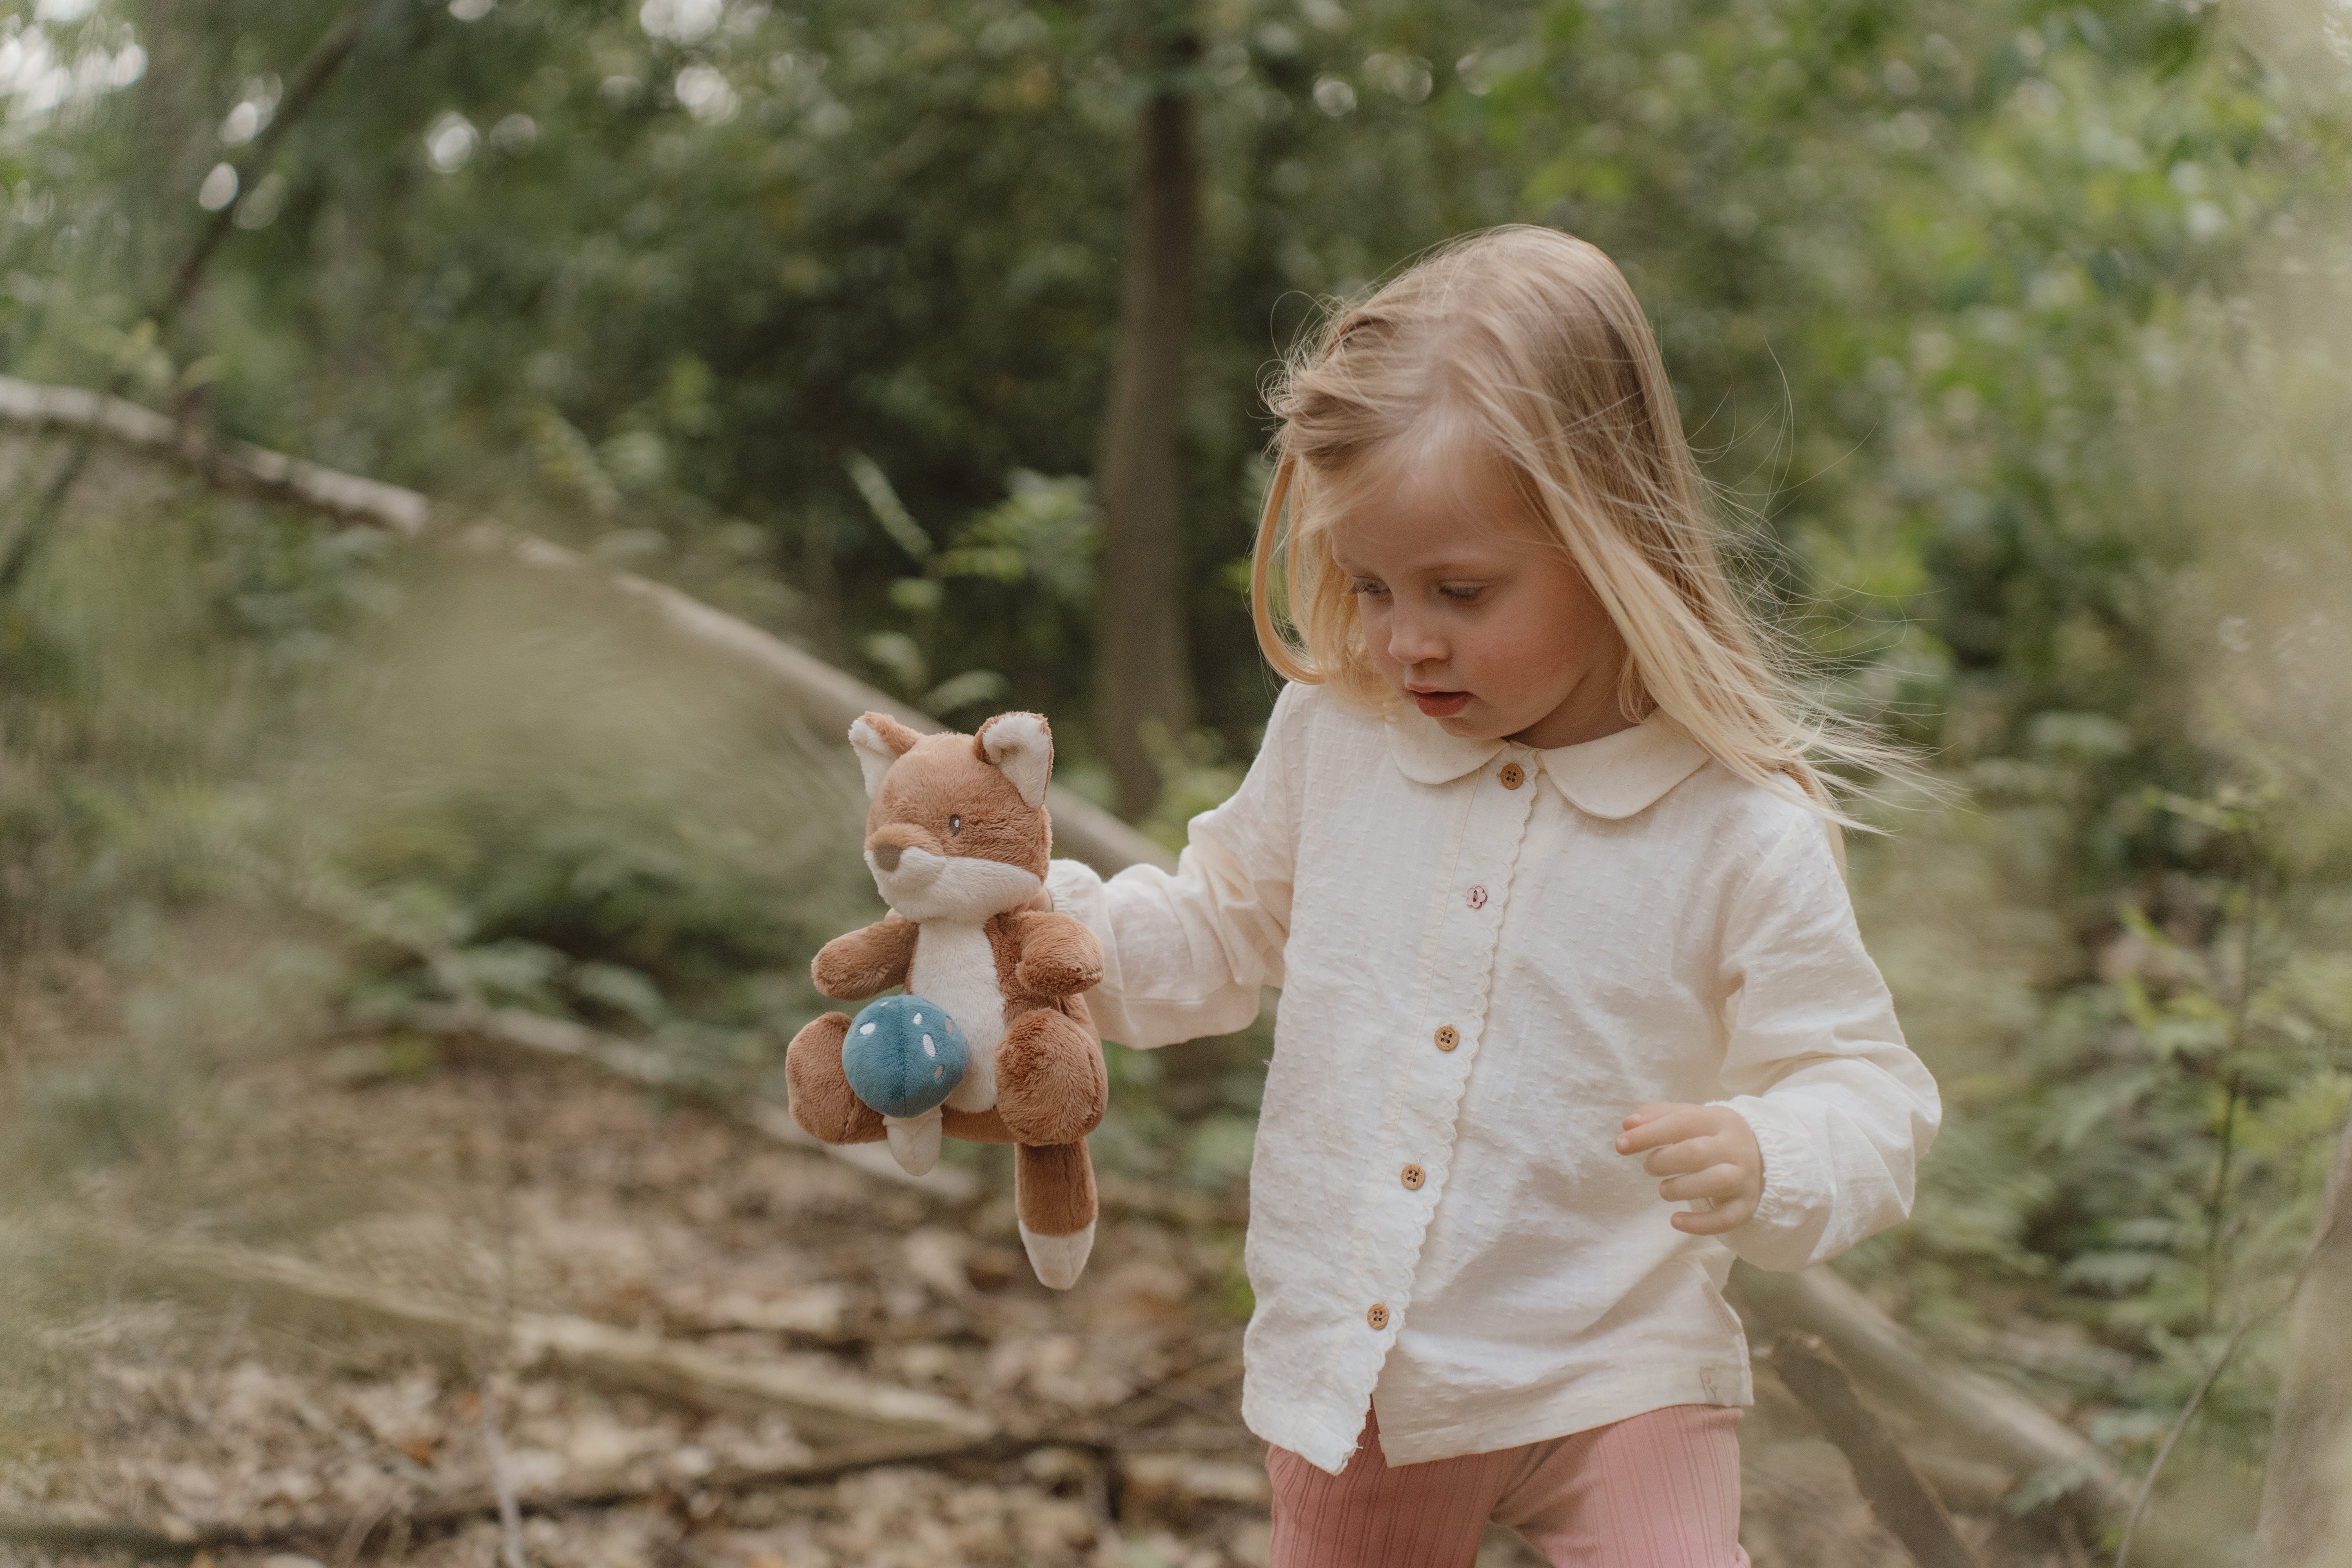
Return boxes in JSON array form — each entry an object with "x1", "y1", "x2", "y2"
[
  {"x1": 1439, "y1": 584, "x2": 1486, "y2": 604},
  {"x1": 1349, "y1": 579, "x2": 1389, "y2": 597},
  {"x1": 948, "y1": 814, "x2": 962, "y2": 836}
]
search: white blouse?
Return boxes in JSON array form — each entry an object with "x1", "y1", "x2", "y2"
[{"x1": 1045, "y1": 683, "x2": 1940, "y2": 1474}]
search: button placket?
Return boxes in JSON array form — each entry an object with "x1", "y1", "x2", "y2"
[{"x1": 1346, "y1": 750, "x2": 1538, "y2": 1359}]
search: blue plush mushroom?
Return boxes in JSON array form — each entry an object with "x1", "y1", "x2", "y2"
[{"x1": 842, "y1": 994, "x2": 968, "y2": 1119}]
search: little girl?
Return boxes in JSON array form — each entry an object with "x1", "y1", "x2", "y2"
[{"x1": 1044, "y1": 226, "x2": 1939, "y2": 1567}]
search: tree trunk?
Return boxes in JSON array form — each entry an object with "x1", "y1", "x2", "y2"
[
  {"x1": 1093, "y1": 16, "x2": 1200, "y2": 820},
  {"x1": 2253, "y1": 1111, "x2": 2352, "y2": 1565}
]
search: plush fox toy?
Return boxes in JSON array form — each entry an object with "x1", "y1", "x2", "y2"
[{"x1": 784, "y1": 710, "x2": 1110, "y2": 1289}]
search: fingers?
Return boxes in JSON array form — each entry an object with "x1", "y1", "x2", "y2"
[
  {"x1": 1617, "y1": 1102, "x2": 1764, "y2": 1234},
  {"x1": 1638, "y1": 1135, "x2": 1737, "y2": 1178},
  {"x1": 1670, "y1": 1193, "x2": 1758, "y2": 1236},
  {"x1": 1614, "y1": 1104, "x2": 1718, "y2": 1154},
  {"x1": 1657, "y1": 1164, "x2": 1749, "y2": 1205}
]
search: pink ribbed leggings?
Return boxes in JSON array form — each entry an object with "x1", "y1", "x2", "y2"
[{"x1": 1266, "y1": 1403, "x2": 1749, "y2": 1568}]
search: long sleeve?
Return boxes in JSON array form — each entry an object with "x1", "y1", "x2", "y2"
[
  {"x1": 1045, "y1": 686, "x2": 1303, "y2": 1049},
  {"x1": 1712, "y1": 813, "x2": 1942, "y2": 1272}
]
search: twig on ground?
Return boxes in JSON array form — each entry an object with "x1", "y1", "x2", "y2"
[
  {"x1": 331, "y1": 1497, "x2": 393, "y2": 1568},
  {"x1": 1083, "y1": 1449, "x2": 1127, "y2": 1568},
  {"x1": 481, "y1": 1073, "x2": 532, "y2": 1568},
  {"x1": 1092, "y1": 1351, "x2": 1246, "y2": 1432},
  {"x1": 100, "y1": 1235, "x2": 995, "y2": 1450},
  {"x1": 1770, "y1": 1333, "x2": 1984, "y2": 1568},
  {"x1": 478, "y1": 1382, "x2": 529, "y2": 1568}
]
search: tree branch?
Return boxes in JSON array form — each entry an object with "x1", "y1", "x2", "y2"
[
  {"x1": 1771, "y1": 1333, "x2": 1985, "y2": 1568},
  {"x1": 0, "y1": 373, "x2": 1173, "y2": 879},
  {"x1": 0, "y1": 4, "x2": 388, "y2": 598},
  {"x1": 107, "y1": 1236, "x2": 995, "y2": 1452},
  {"x1": 156, "y1": 2, "x2": 386, "y2": 325},
  {"x1": 1733, "y1": 1263, "x2": 2133, "y2": 1521}
]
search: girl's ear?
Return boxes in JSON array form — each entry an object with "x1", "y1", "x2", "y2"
[
  {"x1": 849, "y1": 711, "x2": 923, "y2": 797},
  {"x1": 974, "y1": 711, "x2": 1053, "y2": 807}
]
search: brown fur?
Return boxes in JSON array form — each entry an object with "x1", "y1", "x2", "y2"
[
  {"x1": 995, "y1": 1009, "x2": 1108, "y2": 1146},
  {"x1": 1003, "y1": 909, "x2": 1104, "y2": 996},
  {"x1": 811, "y1": 914, "x2": 919, "y2": 1000},
  {"x1": 860, "y1": 712, "x2": 925, "y2": 756},
  {"x1": 783, "y1": 1013, "x2": 886, "y2": 1144},
  {"x1": 941, "y1": 1105, "x2": 1020, "y2": 1144},
  {"x1": 865, "y1": 732, "x2": 1049, "y2": 878},
  {"x1": 1016, "y1": 1142, "x2": 1098, "y2": 1238}
]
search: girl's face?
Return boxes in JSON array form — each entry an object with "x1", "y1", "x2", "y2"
[{"x1": 1325, "y1": 427, "x2": 1633, "y2": 752}]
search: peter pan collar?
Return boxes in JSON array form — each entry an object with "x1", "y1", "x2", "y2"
[{"x1": 1383, "y1": 708, "x2": 1713, "y2": 820}]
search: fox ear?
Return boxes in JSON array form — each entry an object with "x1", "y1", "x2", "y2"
[
  {"x1": 849, "y1": 711, "x2": 923, "y2": 797},
  {"x1": 974, "y1": 711, "x2": 1052, "y2": 808}
]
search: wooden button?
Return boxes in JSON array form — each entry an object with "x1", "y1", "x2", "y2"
[
  {"x1": 1433, "y1": 1025, "x2": 1459, "y2": 1051},
  {"x1": 1499, "y1": 762, "x2": 1525, "y2": 789},
  {"x1": 1366, "y1": 1302, "x2": 1391, "y2": 1330},
  {"x1": 1400, "y1": 1164, "x2": 1426, "y2": 1191}
]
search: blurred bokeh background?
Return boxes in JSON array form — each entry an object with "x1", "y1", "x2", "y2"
[{"x1": 0, "y1": 0, "x2": 2349, "y2": 1564}]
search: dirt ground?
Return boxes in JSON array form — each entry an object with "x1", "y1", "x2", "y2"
[{"x1": 0, "y1": 976, "x2": 2064, "y2": 1568}]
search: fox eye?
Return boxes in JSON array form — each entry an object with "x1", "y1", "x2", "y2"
[{"x1": 948, "y1": 814, "x2": 962, "y2": 836}]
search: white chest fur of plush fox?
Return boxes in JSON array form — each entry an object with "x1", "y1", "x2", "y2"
[{"x1": 908, "y1": 924, "x2": 1003, "y2": 1113}]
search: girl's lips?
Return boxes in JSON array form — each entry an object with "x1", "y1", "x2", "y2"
[{"x1": 1413, "y1": 690, "x2": 1471, "y2": 718}]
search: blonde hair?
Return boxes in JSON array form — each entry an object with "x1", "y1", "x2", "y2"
[{"x1": 1250, "y1": 225, "x2": 1903, "y2": 825}]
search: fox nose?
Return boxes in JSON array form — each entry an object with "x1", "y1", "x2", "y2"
[{"x1": 871, "y1": 842, "x2": 902, "y2": 872}]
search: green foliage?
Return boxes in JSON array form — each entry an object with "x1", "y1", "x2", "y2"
[{"x1": 2, "y1": 0, "x2": 2351, "y2": 1555}]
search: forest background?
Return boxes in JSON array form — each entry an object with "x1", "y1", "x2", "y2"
[{"x1": 1, "y1": 0, "x2": 2351, "y2": 1562}]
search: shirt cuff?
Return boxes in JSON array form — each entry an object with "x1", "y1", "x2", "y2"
[
  {"x1": 1713, "y1": 1094, "x2": 1834, "y2": 1272},
  {"x1": 1046, "y1": 858, "x2": 1102, "y2": 917}
]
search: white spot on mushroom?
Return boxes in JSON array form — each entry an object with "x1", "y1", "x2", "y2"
[
  {"x1": 860, "y1": 1022, "x2": 877, "y2": 1035},
  {"x1": 922, "y1": 1035, "x2": 937, "y2": 1057}
]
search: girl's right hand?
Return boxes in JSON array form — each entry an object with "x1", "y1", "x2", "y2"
[{"x1": 1613, "y1": 1103, "x2": 1764, "y2": 1236}]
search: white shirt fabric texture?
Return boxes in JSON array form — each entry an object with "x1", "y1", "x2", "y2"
[{"x1": 1045, "y1": 682, "x2": 1941, "y2": 1476}]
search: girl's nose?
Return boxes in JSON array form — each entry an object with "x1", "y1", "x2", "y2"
[{"x1": 1385, "y1": 606, "x2": 1446, "y2": 668}]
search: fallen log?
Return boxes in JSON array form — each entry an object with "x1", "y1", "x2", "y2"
[
  {"x1": 114, "y1": 1238, "x2": 993, "y2": 1457},
  {"x1": 1733, "y1": 1263, "x2": 2132, "y2": 1521},
  {"x1": 0, "y1": 374, "x2": 1175, "y2": 882},
  {"x1": 1771, "y1": 1333, "x2": 1984, "y2": 1568}
]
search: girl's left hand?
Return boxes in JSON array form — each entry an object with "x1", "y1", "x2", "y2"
[{"x1": 1614, "y1": 1104, "x2": 1764, "y2": 1236}]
